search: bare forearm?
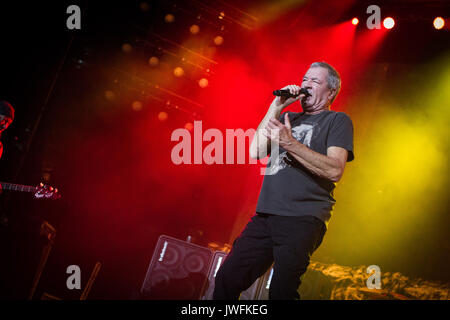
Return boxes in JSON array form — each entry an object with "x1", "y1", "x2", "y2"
[
  {"x1": 250, "y1": 105, "x2": 282, "y2": 159},
  {"x1": 283, "y1": 140, "x2": 342, "y2": 182}
]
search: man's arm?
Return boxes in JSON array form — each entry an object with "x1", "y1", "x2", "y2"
[
  {"x1": 250, "y1": 85, "x2": 305, "y2": 159},
  {"x1": 264, "y1": 114, "x2": 348, "y2": 182},
  {"x1": 285, "y1": 142, "x2": 348, "y2": 182},
  {"x1": 249, "y1": 105, "x2": 281, "y2": 159}
]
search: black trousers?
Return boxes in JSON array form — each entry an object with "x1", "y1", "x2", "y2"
[{"x1": 213, "y1": 213, "x2": 326, "y2": 300}]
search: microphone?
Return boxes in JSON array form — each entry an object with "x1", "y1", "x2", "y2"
[{"x1": 273, "y1": 88, "x2": 309, "y2": 97}]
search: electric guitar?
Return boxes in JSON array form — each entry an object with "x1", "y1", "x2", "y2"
[{"x1": 0, "y1": 182, "x2": 61, "y2": 199}]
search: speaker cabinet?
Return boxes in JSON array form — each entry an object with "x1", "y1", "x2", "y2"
[
  {"x1": 253, "y1": 266, "x2": 274, "y2": 300},
  {"x1": 239, "y1": 266, "x2": 274, "y2": 300},
  {"x1": 200, "y1": 251, "x2": 271, "y2": 300},
  {"x1": 140, "y1": 235, "x2": 213, "y2": 299},
  {"x1": 200, "y1": 251, "x2": 228, "y2": 300}
]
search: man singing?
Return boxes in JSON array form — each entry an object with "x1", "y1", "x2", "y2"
[{"x1": 213, "y1": 62, "x2": 354, "y2": 300}]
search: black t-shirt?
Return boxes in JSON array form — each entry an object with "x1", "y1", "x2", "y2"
[{"x1": 256, "y1": 109, "x2": 354, "y2": 227}]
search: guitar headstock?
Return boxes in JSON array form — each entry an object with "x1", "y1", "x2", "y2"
[{"x1": 35, "y1": 183, "x2": 61, "y2": 200}]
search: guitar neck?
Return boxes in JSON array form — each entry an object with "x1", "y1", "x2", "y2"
[{"x1": 0, "y1": 182, "x2": 37, "y2": 193}]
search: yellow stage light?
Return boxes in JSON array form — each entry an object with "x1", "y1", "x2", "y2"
[
  {"x1": 190, "y1": 24, "x2": 200, "y2": 34},
  {"x1": 165, "y1": 14, "x2": 175, "y2": 23},
  {"x1": 214, "y1": 36, "x2": 224, "y2": 46},
  {"x1": 173, "y1": 67, "x2": 185, "y2": 77},
  {"x1": 148, "y1": 56, "x2": 159, "y2": 67},
  {"x1": 122, "y1": 43, "x2": 133, "y2": 53},
  {"x1": 104, "y1": 90, "x2": 115, "y2": 101}
]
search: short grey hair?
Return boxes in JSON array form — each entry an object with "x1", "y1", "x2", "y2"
[{"x1": 310, "y1": 62, "x2": 341, "y2": 104}]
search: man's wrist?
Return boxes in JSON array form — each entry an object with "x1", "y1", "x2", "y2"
[
  {"x1": 269, "y1": 101, "x2": 286, "y2": 111},
  {"x1": 283, "y1": 137, "x2": 302, "y2": 152}
]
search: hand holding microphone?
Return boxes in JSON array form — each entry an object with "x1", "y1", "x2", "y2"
[
  {"x1": 273, "y1": 87, "x2": 310, "y2": 98},
  {"x1": 271, "y1": 85, "x2": 309, "y2": 109}
]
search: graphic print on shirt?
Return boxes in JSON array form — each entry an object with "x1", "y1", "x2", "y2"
[{"x1": 267, "y1": 123, "x2": 315, "y2": 175}]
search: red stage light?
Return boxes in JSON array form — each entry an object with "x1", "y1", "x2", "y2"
[
  {"x1": 433, "y1": 17, "x2": 445, "y2": 30},
  {"x1": 352, "y1": 18, "x2": 359, "y2": 26},
  {"x1": 383, "y1": 17, "x2": 395, "y2": 29}
]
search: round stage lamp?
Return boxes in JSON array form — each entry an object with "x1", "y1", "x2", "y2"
[
  {"x1": 173, "y1": 67, "x2": 185, "y2": 77},
  {"x1": 383, "y1": 17, "x2": 395, "y2": 29},
  {"x1": 433, "y1": 17, "x2": 445, "y2": 30}
]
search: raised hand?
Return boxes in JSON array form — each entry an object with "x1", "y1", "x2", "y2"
[
  {"x1": 262, "y1": 113, "x2": 296, "y2": 149},
  {"x1": 271, "y1": 84, "x2": 306, "y2": 110}
]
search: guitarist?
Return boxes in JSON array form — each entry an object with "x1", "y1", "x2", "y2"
[
  {"x1": 0, "y1": 101, "x2": 14, "y2": 195},
  {"x1": 0, "y1": 101, "x2": 59, "y2": 200},
  {"x1": 0, "y1": 100, "x2": 14, "y2": 161}
]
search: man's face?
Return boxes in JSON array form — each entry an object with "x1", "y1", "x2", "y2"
[
  {"x1": 300, "y1": 67, "x2": 335, "y2": 111},
  {"x1": 0, "y1": 115, "x2": 12, "y2": 132}
]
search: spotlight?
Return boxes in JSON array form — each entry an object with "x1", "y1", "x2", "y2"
[
  {"x1": 185, "y1": 122, "x2": 194, "y2": 131},
  {"x1": 165, "y1": 13, "x2": 175, "y2": 23},
  {"x1": 433, "y1": 17, "x2": 445, "y2": 30},
  {"x1": 121, "y1": 43, "x2": 133, "y2": 53},
  {"x1": 104, "y1": 90, "x2": 115, "y2": 101},
  {"x1": 190, "y1": 24, "x2": 200, "y2": 34},
  {"x1": 173, "y1": 67, "x2": 185, "y2": 77},
  {"x1": 214, "y1": 36, "x2": 224, "y2": 46},
  {"x1": 158, "y1": 111, "x2": 168, "y2": 122},
  {"x1": 132, "y1": 101, "x2": 143, "y2": 111},
  {"x1": 198, "y1": 78, "x2": 209, "y2": 88},
  {"x1": 140, "y1": 2, "x2": 149, "y2": 12},
  {"x1": 352, "y1": 18, "x2": 359, "y2": 25},
  {"x1": 148, "y1": 56, "x2": 159, "y2": 67},
  {"x1": 383, "y1": 17, "x2": 395, "y2": 29}
]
